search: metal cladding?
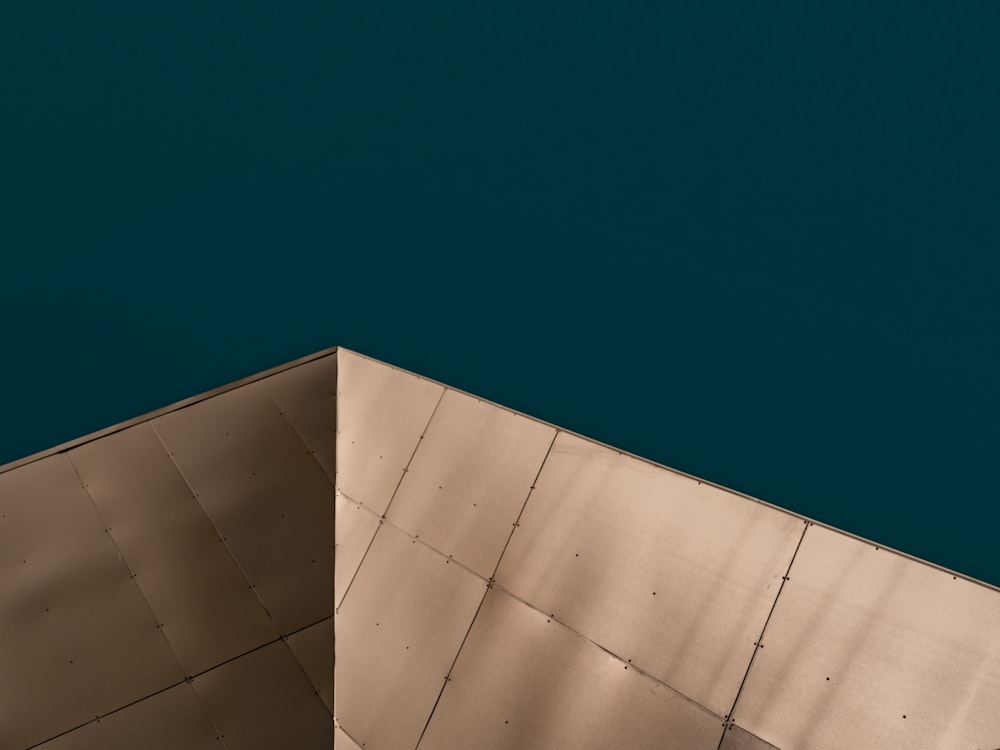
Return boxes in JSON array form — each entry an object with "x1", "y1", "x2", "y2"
[
  {"x1": 334, "y1": 349, "x2": 1000, "y2": 750},
  {"x1": 0, "y1": 351, "x2": 337, "y2": 750},
  {"x1": 2, "y1": 346, "x2": 999, "y2": 749}
]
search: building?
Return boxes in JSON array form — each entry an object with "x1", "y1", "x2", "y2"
[{"x1": 2, "y1": 347, "x2": 997, "y2": 749}]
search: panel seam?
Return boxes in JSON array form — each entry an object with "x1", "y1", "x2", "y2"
[
  {"x1": 410, "y1": 430, "x2": 559, "y2": 750},
  {"x1": 334, "y1": 387, "x2": 446, "y2": 612},
  {"x1": 716, "y1": 521, "x2": 810, "y2": 749}
]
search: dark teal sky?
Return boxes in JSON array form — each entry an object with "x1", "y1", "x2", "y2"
[{"x1": 2, "y1": 3, "x2": 998, "y2": 584}]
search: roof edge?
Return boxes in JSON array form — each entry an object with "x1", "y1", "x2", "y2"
[{"x1": 0, "y1": 345, "x2": 339, "y2": 476}]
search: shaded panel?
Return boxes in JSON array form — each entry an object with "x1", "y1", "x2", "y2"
[
  {"x1": 418, "y1": 587, "x2": 723, "y2": 750},
  {"x1": 69, "y1": 423, "x2": 278, "y2": 675},
  {"x1": 386, "y1": 390, "x2": 555, "y2": 578},
  {"x1": 720, "y1": 725, "x2": 782, "y2": 750},
  {"x1": 733, "y1": 525, "x2": 1000, "y2": 750},
  {"x1": 153, "y1": 384, "x2": 335, "y2": 634},
  {"x1": 336, "y1": 494, "x2": 381, "y2": 609},
  {"x1": 335, "y1": 522, "x2": 486, "y2": 750},
  {"x1": 335, "y1": 726, "x2": 364, "y2": 750},
  {"x1": 287, "y1": 616, "x2": 334, "y2": 715},
  {"x1": 337, "y1": 350, "x2": 443, "y2": 514},
  {"x1": 36, "y1": 683, "x2": 220, "y2": 750},
  {"x1": 192, "y1": 641, "x2": 333, "y2": 750},
  {"x1": 261, "y1": 353, "x2": 338, "y2": 483},
  {"x1": 495, "y1": 432, "x2": 805, "y2": 717},
  {"x1": 0, "y1": 455, "x2": 184, "y2": 750}
]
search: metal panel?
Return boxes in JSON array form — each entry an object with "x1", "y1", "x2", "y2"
[
  {"x1": 335, "y1": 725, "x2": 364, "y2": 750},
  {"x1": 261, "y1": 353, "x2": 338, "y2": 483},
  {"x1": 336, "y1": 493, "x2": 381, "y2": 609},
  {"x1": 336, "y1": 350, "x2": 443, "y2": 515},
  {"x1": 0, "y1": 455, "x2": 184, "y2": 750},
  {"x1": 68, "y1": 423, "x2": 278, "y2": 675},
  {"x1": 386, "y1": 390, "x2": 555, "y2": 578},
  {"x1": 417, "y1": 587, "x2": 723, "y2": 750},
  {"x1": 494, "y1": 432, "x2": 805, "y2": 717},
  {"x1": 732, "y1": 525, "x2": 1000, "y2": 750},
  {"x1": 192, "y1": 641, "x2": 333, "y2": 750},
  {"x1": 287, "y1": 616, "x2": 334, "y2": 715},
  {"x1": 35, "y1": 683, "x2": 220, "y2": 750},
  {"x1": 153, "y1": 384, "x2": 335, "y2": 634},
  {"x1": 335, "y1": 521, "x2": 486, "y2": 750},
  {"x1": 719, "y1": 725, "x2": 781, "y2": 750}
]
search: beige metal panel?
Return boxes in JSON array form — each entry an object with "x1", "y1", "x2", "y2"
[
  {"x1": 335, "y1": 521, "x2": 486, "y2": 750},
  {"x1": 495, "y1": 432, "x2": 805, "y2": 718},
  {"x1": 287, "y1": 616, "x2": 334, "y2": 715},
  {"x1": 68, "y1": 423, "x2": 278, "y2": 675},
  {"x1": 336, "y1": 350, "x2": 444, "y2": 515},
  {"x1": 192, "y1": 641, "x2": 333, "y2": 750},
  {"x1": 336, "y1": 493, "x2": 381, "y2": 609},
  {"x1": 335, "y1": 725, "x2": 364, "y2": 750},
  {"x1": 0, "y1": 455, "x2": 184, "y2": 750},
  {"x1": 418, "y1": 587, "x2": 723, "y2": 750},
  {"x1": 719, "y1": 725, "x2": 781, "y2": 750},
  {"x1": 732, "y1": 525, "x2": 1000, "y2": 750},
  {"x1": 386, "y1": 390, "x2": 555, "y2": 578},
  {"x1": 35, "y1": 683, "x2": 220, "y2": 750},
  {"x1": 153, "y1": 384, "x2": 335, "y2": 634},
  {"x1": 261, "y1": 353, "x2": 338, "y2": 483}
]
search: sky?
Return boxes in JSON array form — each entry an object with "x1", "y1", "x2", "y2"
[{"x1": 2, "y1": 3, "x2": 999, "y2": 585}]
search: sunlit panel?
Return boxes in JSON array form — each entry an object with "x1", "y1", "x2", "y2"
[
  {"x1": 336, "y1": 350, "x2": 443, "y2": 515},
  {"x1": 495, "y1": 432, "x2": 805, "y2": 717},
  {"x1": 418, "y1": 587, "x2": 724, "y2": 750},
  {"x1": 335, "y1": 521, "x2": 485, "y2": 750},
  {"x1": 733, "y1": 524, "x2": 1000, "y2": 750},
  {"x1": 387, "y1": 389, "x2": 555, "y2": 578}
]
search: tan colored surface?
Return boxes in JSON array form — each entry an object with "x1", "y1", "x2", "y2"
[
  {"x1": 0, "y1": 353, "x2": 335, "y2": 749},
  {"x1": 335, "y1": 725, "x2": 364, "y2": 750},
  {"x1": 719, "y1": 725, "x2": 781, "y2": 750},
  {"x1": 287, "y1": 616, "x2": 335, "y2": 715},
  {"x1": 418, "y1": 587, "x2": 724, "y2": 750},
  {"x1": 733, "y1": 524, "x2": 1000, "y2": 750},
  {"x1": 34, "y1": 683, "x2": 220, "y2": 750},
  {"x1": 191, "y1": 640, "x2": 333, "y2": 749},
  {"x1": 335, "y1": 521, "x2": 486, "y2": 750},
  {"x1": 335, "y1": 494, "x2": 381, "y2": 609},
  {"x1": 153, "y1": 384, "x2": 334, "y2": 634},
  {"x1": 69, "y1": 423, "x2": 278, "y2": 675},
  {"x1": 495, "y1": 431, "x2": 805, "y2": 717},
  {"x1": 0, "y1": 455, "x2": 184, "y2": 749},
  {"x1": 261, "y1": 352, "x2": 338, "y2": 483},
  {"x1": 336, "y1": 351, "x2": 443, "y2": 515},
  {"x1": 5, "y1": 344, "x2": 1000, "y2": 749},
  {"x1": 387, "y1": 389, "x2": 555, "y2": 578}
]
